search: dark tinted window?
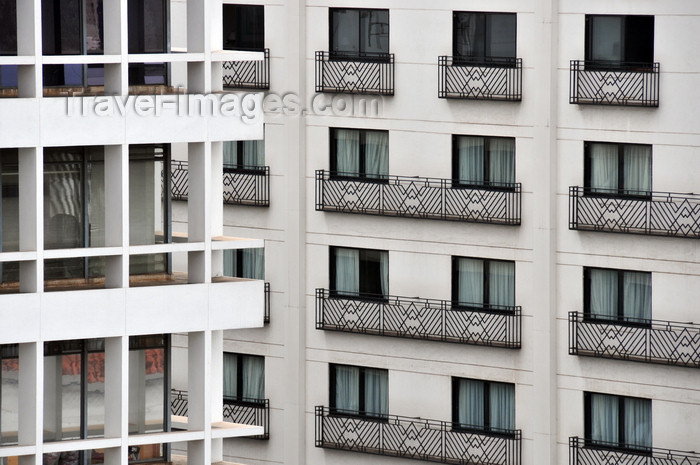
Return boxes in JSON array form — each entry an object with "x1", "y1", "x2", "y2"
[
  {"x1": 330, "y1": 8, "x2": 389, "y2": 56},
  {"x1": 454, "y1": 12, "x2": 516, "y2": 60},
  {"x1": 585, "y1": 15, "x2": 654, "y2": 64},
  {"x1": 0, "y1": 0, "x2": 17, "y2": 55},
  {"x1": 223, "y1": 4, "x2": 264, "y2": 51}
]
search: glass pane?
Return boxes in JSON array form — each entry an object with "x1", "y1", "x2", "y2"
[
  {"x1": 241, "y1": 355, "x2": 264, "y2": 400},
  {"x1": 0, "y1": 0, "x2": 17, "y2": 55},
  {"x1": 363, "y1": 130, "x2": 388, "y2": 179},
  {"x1": 42, "y1": 0, "x2": 82, "y2": 55},
  {"x1": 589, "y1": 269, "x2": 618, "y2": 319},
  {"x1": 1, "y1": 149, "x2": 19, "y2": 253},
  {"x1": 0, "y1": 65, "x2": 18, "y2": 88},
  {"x1": 223, "y1": 5, "x2": 264, "y2": 51},
  {"x1": 128, "y1": 63, "x2": 167, "y2": 86},
  {"x1": 43, "y1": 64, "x2": 84, "y2": 87},
  {"x1": 334, "y1": 129, "x2": 360, "y2": 175},
  {"x1": 456, "y1": 258, "x2": 484, "y2": 305},
  {"x1": 456, "y1": 136, "x2": 484, "y2": 183},
  {"x1": 44, "y1": 353, "x2": 82, "y2": 441},
  {"x1": 487, "y1": 14, "x2": 516, "y2": 58},
  {"x1": 331, "y1": 9, "x2": 359, "y2": 54},
  {"x1": 489, "y1": 382, "x2": 514, "y2": 430},
  {"x1": 333, "y1": 247, "x2": 359, "y2": 296},
  {"x1": 588, "y1": 143, "x2": 618, "y2": 193},
  {"x1": 590, "y1": 16, "x2": 623, "y2": 62},
  {"x1": 488, "y1": 261, "x2": 514, "y2": 307},
  {"x1": 1, "y1": 346, "x2": 19, "y2": 445},
  {"x1": 590, "y1": 393, "x2": 619, "y2": 444},
  {"x1": 623, "y1": 271, "x2": 651, "y2": 321},
  {"x1": 86, "y1": 64, "x2": 105, "y2": 86},
  {"x1": 86, "y1": 351, "x2": 105, "y2": 438},
  {"x1": 359, "y1": 249, "x2": 387, "y2": 297},
  {"x1": 85, "y1": 0, "x2": 104, "y2": 54},
  {"x1": 223, "y1": 353, "x2": 238, "y2": 399},
  {"x1": 363, "y1": 367, "x2": 387, "y2": 417},
  {"x1": 128, "y1": 0, "x2": 165, "y2": 53},
  {"x1": 44, "y1": 149, "x2": 84, "y2": 250},
  {"x1": 488, "y1": 138, "x2": 515, "y2": 184},
  {"x1": 456, "y1": 379, "x2": 484, "y2": 428},
  {"x1": 360, "y1": 10, "x2": 389, "y2": 55},
  {"x1": 129, "y1": 145, "x2": 165, "y2": 246},
  {"x1": 454, "y1": 13, "x2": 484, "y2": 58},
  {"x1": 128, "y1": 348, "x2": 165, "y2": 434},
  {"x1": 333, "y1": 365, "x2": 359, "y2": 412},
  {"x1": 624, "y1": 397, "x2": 651, "y2": 448},
  {"x1": 622, "y1": 145, "x2": 651, "y2": 194}
]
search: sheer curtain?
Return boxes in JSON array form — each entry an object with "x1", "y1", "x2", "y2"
[
  {"x1": 334, "y1": 365, "x2": 359, "y2": 412},
  {"x1": 223, "y1": 250, "x2": 237, "y2": 277},
  {"x1": 334, "y1": 248, "x2": 359, "y2": 296},
  {"x1": 242, "y1": 356, "x2": 265, "y2": 400},
  {"x1": 457, "y1": 258, "x2": 484, "y2": 306},
  {"x1": 589, "y1": 269, "x2": 618, "y2": 319},
  {"x1": 242, "y1": 248, "x2": 265, "y2": 280},
  {"x1": 223, "y1": 353, "x2": 238, "y2": 399},
  {"x1": 335, "y1": 129, "x2": 360, "y2": 175},
  {"x1": 489, "y1": 383, "x2": 515, "y2": 430},
  {"x1": 457, "y1": 379, "x2": 484, "y2": 428},
  {"x1": 590, "y1": 143, "x2": 618, "y2": 193},
  {"x1": 489, "y1": 138, "x2": 515, "y2": 184},
  {"x1": 590, "y1": 393, "x2": 619, "y2": 444},
  {"x1": 624, "y1": 397, "x2": 651, "y2": 448},
  {"x1": 457, "y1": 136, "x2": 484, "y2": 184},
  {"x1": 379, "y1": 250, "x2": 389, "y2": 297},
  {"x1": 364, "y1": 368, "x2": 388, "y2": 416},
  {"x1": 455, "y1": 14, "x2": 478, "y2": 58},
  {"x1": 623, "y1": 145, "x2": 651, "y2": 195},
  {"x1": 243, "y1": 140, "x2": 265, "y2": 167},
  {"x1": 623, "y1": 272, "x2": 651, "y2": 321},
  {"x1": 223, "y1": 141, "x2": 237, "y2": 166},
  {"x1": 364, "y1": 131, "x2": 389, "y2": 179},
  {"x1": 489, "y1": 261, "x2": 514, "y2": 307}
]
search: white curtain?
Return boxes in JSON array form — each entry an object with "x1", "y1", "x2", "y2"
[
  {"x1": 364, "y1": 131, "x2": 389, "y2": 179},
  {"x1": 223, "y1": 141, "x2": 265, "y2": 167},
  {"x1": 455, "y1": 14, "x2": 478, "y2": 57},
  {"x1": 458, "y1": 258, "x2": 484, "y2": 305},
  {"x1": 590, "y1": 268, "x2": 618, "y2": 319},
  {"x1": 223, "y1": 250, "x2": 237, "y2": 277},
  {"x1": 364, "y1": 368, "x2": 388, "y2": 416},
  {"x1": 624, "y1": 397, "x2": 651, "y2": 448},
  {"x1": 242, "y1": 356, "x2": 265, "y2": 400},
  {"x1": 379, "y1": 250, "x2": 389, "y2": 297},
  {"x1": 623, "y1": 272, "x2": 651, "y2": 321},
  {"x1": 591, "y1": 16, "x2": 623, "y2": 62},
  {"x1": 589, "y1": 143, "x2": 618, "y2": 193},
  {"x1": 334, "y1": 365, "x2": 359, "y2": 412},
  {"x1": 590, "y1": 393, "x2": 619, "y2": 444},
  {"x1": 223, "y1": 141, "x2": 237, "y2": 166},
  {"x1": 242, "y1": 248, "x2": 265, "y2": 280},
  {"x1": 623, "y1": 145, "x2": 651, "y2": 194},
  {"x1": 489, "y1": 261, "x2": 514, "y2": 307},
  {"x1": 457, "y1": 136, "x2": 484, "y2": 183},
  {"x1": 489, "y1": 383, "x2": 515, "y2": 430},
  {"x1": 457, "y1": 379, "x2": 484, "y2": 427},
  {"x1": 489, "y1": 138, "x2": 515, "y2": 184},
  {"x1": 334, "y1": 248, "x2": 359, "y2": 296},
  {"x1": 223, "y1": 353, "x2": 238, "y2": 399},
  {"x1": 335, "y1": 129, "x2": 360, "y2": 175}
]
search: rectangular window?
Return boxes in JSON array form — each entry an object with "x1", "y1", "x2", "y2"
[
  {"x1": 585, "y1": 15, "x2": 654, "y2": 65},
  {"x1": 585, "y1": 392, "x2": 651, "y2": 450},
  {"x1": 1, "y1": 344, "x2": 19, "y2": 446},
  {"x1": 330, "y1": 246, "x2": 388, "y2": 299},
  {"x1": 128, "y1": 0, "x2": 167, "y2": 86},
  {"x1": 1, "y1": 149, "x2": 19, "y2": 254},
  {"x1": 453, "y1": 12, "x2": 516, "y2": 63},
  {"x1": 452, "y1": 257, "x2": 515, "y2": 310},
  {"x1": 330, "y1": 128, "x2": 388, "y2": 179},
  {"x1": 223, "y1": 353, "x2": 265, "y2": 402},
  {"x1": 223, "y1": 140, "x2": 265, "y2": 170},
  {"x1": 453, "y1": 135, "x2": 515, "y2": 188},
  {"x1": 223, "y1": 248, "x2": 264, "y2": 280},
  {"x1": 584, "y1": 142, "x2": 651, "y2": 197},
  {"x1": 0, "y1": 0, "x2": 17, "y2": 56},
  {"x1": 584, "y1": 268, "x2": 651, "y2": 323},
  {"x1": 223, "y1": 4, "x2": 264, "y2": 51},
  {"x1": 452, "y1": 378, "x2": 515, "y2": 433},
  {"x1": 330, "y1": 8, "x2": 389, "y2": 58},
  {"x1": 329, "y1": 363, "x2": 387, "y2": 418},
  {"x1": 128, "y1": 335, "x2": 168, "y2": 435}
]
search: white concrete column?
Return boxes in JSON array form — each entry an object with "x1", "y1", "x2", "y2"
[
  {"x1": 16, "y1": 0, "x2": 40, "y2": 98},
  {"x1": 18, "y1": 148, "x2": 41, "y2": 293},
  {"x1": 187, "y1": 142, "x2": 210, "y2": 284},
  {"x1": 187, "y1": 331, "x2": 212, "y2": 465},
  {"x1": 104, "y1": 337, "x2": 128, "y2": 465},
  {"x1": 103, "y1": 0, "x2": 128, "y2": 95},
  {"x1": 210, "y1": 141, "x2": 223, "y2": 278},
  {"x1": 210, "y1": 330, "x2": 223, "y2": 462},
  {"x1": 18, "y1": 343, "x2": 40, "y2": 465},
  {"x1": 105, "y1": 145, "x2": 128, "y2": 288}
]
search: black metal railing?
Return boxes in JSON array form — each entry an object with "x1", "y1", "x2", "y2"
[
  {"x1": 170, "y1": 389, "x2": 269, "y2": 439},
  {"x1": 569, "y1": 186, "x2": 700, "y2": 238},
  {"x1": 264, "y1": 281, "x2": 270, "y2": 324},
  {"x1": 222, "y1": 48, "x2": 270, "y2": 90},
  {"x1": 315, "y1": 51, "x2": 394, "y2": 95},
  {"x1": 569, "y1": 60, "x2": 659, "y2": 107},
  {"x1": 569, "y1": 437, "x2": 700, "y2": 465},
  {"x1": 316, "y1": 170, "x2": 521, "y2": 225},
  {"x1": 569, "y1": 312, "x2": 700, "y2": 368},
  {"x1": 170, "y1": 161, "x2": 270, "y2": 207},
  {"x1": 316, "y1": 406, "x2": 521, "y2": 465},
  {"x1": 316, "y1": 289, "x2": 521, "y2": 348},
  {"x1": 438, "y1": 56, "x2": 522, "y2": 101}
]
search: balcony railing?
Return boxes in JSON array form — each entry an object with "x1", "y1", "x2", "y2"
[
  {"x1": 569, "y1": 312, "x2": 700, "y2": 368},
  {"x1": 170, "y1": 161, "x2": 270, "y2": 207},
  {"x1": 569, "y1": 437, "x2": 700, "y2": 465},
  {"x1": 569, "y1": 186, "x2": 700, "y2": 238},
  {"x1": 170, "y1": 389, "x2": 270, "y2": 439},
  {"x1": 264, "y1": 282, "x2": 270, "y2": 323},
  {"x1": 316, "y1": 406, "x2": 521, "y2": 465},
  {"x1": 569, "y1": 60, "x2": 660, "y2": 107},
  {"x1": 316, "y1": 289, "x2": 521, "y2": 348},
  {"x1": 316, "y1": 170, "x2": 521, "y2": 225},
  {"x1": 222, "y1": 48, "x2": 270, "y2": 90},
  {"x1": 315, "y1": 51, "x2": 394, "y2": 95},
  {"x1": 438, "y1": 56, "x2": 522, "y2": 101}
]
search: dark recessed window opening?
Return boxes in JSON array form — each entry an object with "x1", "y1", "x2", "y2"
[
  {"x1": 452, "y1": 377, "x2": 515, "y2": 434},
  {"x1": 584, "y1": 392, "x2": 651, "y2": 451},
  {"x1": 223, "y1": 353, "x2": 265, "y2": 403},
  {"x1": 223, "y1": 139, "x2": 265, "y2": 171},
  {"x1": 330, "y1": 8, "x2": 389, "y2": 60},
  {"x1": 584, "y1": 267, "x2": 651, "y2": 324},
  {"x1": 584, "y1": 142, "x2": 651, "y2": 198},
  {"x1": 453, "y1": 135, "x2": 515, "y2": 189},
  {"x1": 223, "y1": 4, "x2": 264, "y2": 51},
  {"x1": 330, "y1": 128, "x2": 388, "y2": 179},
  {"x1": 453, "y1": 12, "x2": 516, "y2": 64},
  {"x1": 223, "y1": 248, "x2": 264, "y2": 280},
  {"x1": 330, "y1": 246, "x2": 388, "y2": 299},
  {"x1": 585, "y1": 15, "x2": 654, "y2": 68},
  {"x1": 128, "y1": 0, "x2": 167, "y2": 86},
  {"x1": 452, "y1": 257, "x2": 515, "y2": 311},
  {"x1": 330, "y1": 363, "x2": 387, "y2": 418}
]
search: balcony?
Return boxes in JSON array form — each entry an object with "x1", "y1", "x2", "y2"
[
  {"x1": 316, "y1": 170, "x2": 521, "y2": 225},
  {"x1": 315, "y1": 51, "x2": 394, "y2": 95},
  {"x1": 316, "y1": 406, "x2": 521, "y2": 465},
  {"x1": 568, "y1": 187, "x2": 700, "y2": 238},
  {"x1": 171, "y1": 161, "x2": 270, "y2": 207},
  {"x1": 316, "y1": 289, "x2": 521, "y2": 348},
  {"x1": 569, "y1": 437, "x2": 700, "y2": 465},
  {"x1": 222, "y1": 48, "x2": 270, "y2": 90},
  {"x1": 569, "y1": 312, "x2": 700, "y2": 368},
  {"x1": 171, "y1": 389, "x2": 270, "y2": 439},
  {"x1": 569, "y1": 60, "x2": 659, "y2": 107},
  {"x1": 438, "y1": 56, "x2": 522, "y2": 101}
]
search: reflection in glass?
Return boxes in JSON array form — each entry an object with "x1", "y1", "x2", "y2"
[
  {"x1": 43, "y1": 351, "x2": 82, "y2": 441},
  {"x1": 1, "y1": 344, "x2": 19, "y2": 445}
]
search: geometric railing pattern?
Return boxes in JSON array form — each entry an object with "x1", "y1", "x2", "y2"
[
  {"x1": 569, "y1": 437, "x2": 700, "y2": 465},
  {"x1": 170, "y1": 389, "x2": 270, "y2": 440},
  {"x1": 170, "y1": 161, "x2": 270, "y2": 207},
  {"x1": 438, "y1": 56, "x2": 522, "y2": 101},
  {"x1": 568, "y1": 186, "x2": 700, "y2": 238},
  {"x1": 316, "y1": 406, "x2": 521, "y2": 465},
  {"x1": 315, "y1": 51, "x2": 394, "y2": 95},
  {"x1": 316, "y1": 289, "x2": 521, "y2": 349},
  {"x1": 316, "y1": 171, "x2": 521, "y2": 225},
  {"x1": 568, "y1": 312, "x2": 700, "y2": 368},
  {"x1": 569, "y1": 60, "x2": 659, "y2": 107},
  {"x1": 222, "y1": 49, "x2": 270, "y2": 90}
]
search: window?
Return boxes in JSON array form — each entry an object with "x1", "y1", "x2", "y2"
[
  {"x1": 330, "y1": 8, "x2": 389, "y2": 59},
  {"x1": 330, "y1": 128, "x2": 388, "y2": 179},
  {"x1": 0, "y1": 0, "x2": 17, "y2": 57},
  {"x1": 585, "y1": 15, "x2": 654, "y2": 66},
  {"x1": 223, "y1": 4, "x2": 264, "y2": 51},
  {"x1": 1, "y1": 344, "x2": 19, "y2": 446},
  {"x1": 453, "y1": 136, "x2": 515, "y2": 188},
  {"x1": 223, "y1": 139, "x2": 265, "y2": 170},
  {"x1": 452, "y1": 257, "x2": 515, "y2": 310},
  {"x1": 223, "y1": 353, "x2": 265, "y2": 402},
  {"x1": 330, "y1": 364, "x2": 387, "y2": 418},
  {"x1": 1, "y1": 149, "x2": 19, "y2": 253},
  {"x1": 330, "y1": 246, "x2": 388, "y2": 299},
  {"x1": 584, "y1": 142, "x2": 651, "y2": 197},
  {"x1": 585, "y1": 392, "x2": 651, "y2": 450},
  {"x1": 452, "y1": 378, "x2": 515, "y2": 433},
  {"x1": 453, "y1": 12, "x2": 516, "y2": 63},
  {"x1": 584, "y1": 268, "x2": 651, "y2": 323},
  {"x1": 127, "y1": 0, "x2": 167, "y2": 85},
  {"x1": 223, "y1": 248, "x2": 264, "y2": 280}
]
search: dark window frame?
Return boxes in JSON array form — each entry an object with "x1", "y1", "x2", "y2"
[
  {"x1": 452, "y1": 11, "x2": 517, "y2": 67},
  {"x1": 222, "y1": 4, "x2": 265, "y2": 52},
  {"x1": 329, "y1": 7, "x2": 390, "y2": 62},
  {"x1": 583, "y1": 141, "x2": 652, "y2": 199},
  {"x1": 584, "y1": 15, "x2": 655, "y2": 70},
  {"x1": 223, "y1": 140, "x2": 267, "y2": 174},
  {"x1": 223, "y1": 352, "x2": 266, "y2": 406},
  {"x1": 451, "y1": 377, "x2": 516, "y2": 438},
  {"x1": 127, "y1": 0, "x2": 169, "y2": 86},
  {"x1": 583, "y1": 392, "x2": 652, "y2": 454},
  {"x1": 329, "y1": 127, "x2": 389, "y2": 182},
  {"x1": 583, "y1": 267, "x2": 652, "y2": 327},
  {"x1": 0, "y1": 0, "x2": 18, "y2": 56},
  {"x1": 329, "y1": 363, "x2": 388, "y2": 420},
  {"x1": 329, "y1": 245, "x2": 388, "y2": 301},
  {"x1": 451, "y1": 135, "x2": 516, "y2": 191},
  {"x1": 451, "y1": 256, "x2": 516, "y2": 313}
]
